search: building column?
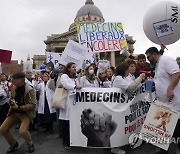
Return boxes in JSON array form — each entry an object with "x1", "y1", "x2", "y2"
[{"x1": 110, "y1": 51, "x2": 115, "y2": 67}]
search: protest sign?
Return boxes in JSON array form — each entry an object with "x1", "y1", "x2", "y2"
[
  {"x1": 82, "y1": 47, "x2": 96, "y2": 68},
  {"x1": 98, "y1": 60, "x2": 110, "y2": 72},
  {"x1": 140, "y1": 101, "x2": 179, "y2": 150},
  {"x1": 70, "y1": 84, "x2": 151, "y2": 148},
  {"x1": 0, "y1": 49, "x2": 12, "y2": 64},
  {"x1": 77, "y1": 22, "x2": 128, "y2": 53},
  {"x1": 59, "y1": 40, "x2": 86, "y2": 69},
  {"x1": 0, "y1": 64, "x2": 2, "y2": 73},
  {"x1": 46, "y1": 52, "x2": 62, "y2": 67},
  {"x1": 153, "y1": 19, "x2": 174, "y2": 38}
]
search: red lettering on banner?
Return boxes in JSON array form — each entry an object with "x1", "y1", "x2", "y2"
[
  {"x1": 107, "y1": 40, "x2": 113, "y2": 50},
  {"x1": 103, "y1": 40, "x2": 109, "y2": 50},
  {"x1": 112, "y1": 40, "x2": 120, "y2": 50},
  {"x1": 124, "y1": 123, "x2": 137, "y2": 134},
  {"x1": 92, "y1": 40, "x2": 122, "y2": 52},
  {"x1": 98, "y1": 41, "x2": 104, "y2": 51},
  {"x1": 165, "y1": 133, "x2": 171, "y2": 138},
  {"x1": 93, "y1": 41, "x2": 99, "y2": 51},
  {"x1": 144, "y1": 124, "x2": 167, "y2": 137},
  {"x1": 125, "y1": 127, "x2": 129, "y2": 134}
]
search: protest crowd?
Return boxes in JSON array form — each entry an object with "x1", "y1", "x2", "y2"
[{"x1": 0, "y1": 44, "x2": 179, "y2": 154}]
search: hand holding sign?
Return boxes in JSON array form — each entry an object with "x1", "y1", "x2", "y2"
[{"x1": 81, "y1": 108, "x2": 117, "y2": 147}]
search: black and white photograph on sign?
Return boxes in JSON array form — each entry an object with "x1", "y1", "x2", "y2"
[
  {"x1": 80, "y1": 108, "x2": 117, "y2": 147},
  {"x1": 69, "y1": 87, "x2": 150, "y2": 148},
  {"x1": 153, "y1": 20, "x2": 174, "y2": 37}
]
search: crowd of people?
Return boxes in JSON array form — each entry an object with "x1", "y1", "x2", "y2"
[{"x1": 0, "y1": 46, "x2": 179, "y2": 154}]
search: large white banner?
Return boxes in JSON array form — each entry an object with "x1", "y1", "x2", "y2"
[
  {"x1": 59, "y1": 40, "x2": 87, "y2": 69},
  {"x1": 70, "y1": 84, "x2": 151, "y2": 148},
  {"x1": 46, "y1": 52, "x2": 62, "y2": 67}
]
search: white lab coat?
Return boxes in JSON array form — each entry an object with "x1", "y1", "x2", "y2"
[
  {"x1": 59, "y1": 74, "x2": 77, "y2": 120},
  {"x1": 34, "y1": 80, "x2": 56, "y2": 114},
  {"x1": 80, "y1": 76, "x2": 99, "y2": 88},
  {"x1": 25, "y1": 78, "x2": 35, "y2": 87}
]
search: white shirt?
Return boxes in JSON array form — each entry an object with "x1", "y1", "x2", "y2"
[
  {"x1": 125, "y1": 74, "x2": 135, "y2": 83},
  {"x1": 154, "y1": 56, "x2": 180, "y2": 111},
  {"x1": 103, "y1": 76, "x2": 116, "y2": 88},
  {"x1": 25, "y1": 78, "x2": 35, "y2": 87},
  {"x1": 34, "y1": 80, "x2": 56, "y2": 114},
  {"x1": 0, "y1": 81, "x2": 11, "y2": 92},
  {"x1": 59, "y1": 74, "x2": 78, "y2": 120},
  {"x1": 112, "y1": 76, "x2": 130, "y2": 92},
  {"x1": 80, "y1": 76, "x2": 99, "y2": 88}
]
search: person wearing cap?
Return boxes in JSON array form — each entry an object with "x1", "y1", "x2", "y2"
[{"x1": 0, "y1": 72, "x2": 36, "y2": 153}]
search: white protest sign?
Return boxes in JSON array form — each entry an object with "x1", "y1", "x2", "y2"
[
  {"x1": 59, "y1": 40, "x2": 86, "y2": 69},
  {"x1": 140, "y1": 101, "x2": 179, "y2": 150},
  {"x1": 83, "y1": 45, "x2": 96, "y2": 65},
  {"x1": 77, "y1": 22, "x2": 128, "y2": 53},
  {"x1": 70, "y1": 84, "x2": 151, "y2": 148},
  {"x1": 98, "y1": 60, "x2": 110, "y2": 72},
  {"x1": 153, "y1": 19, "x2": 174, "y2": 38},
  {"x1": 46, "y1": 52, "x2": 62, "y2": 67},
  {"x1": 81, "y1": 44, "x2": 96, "y2": 70}
]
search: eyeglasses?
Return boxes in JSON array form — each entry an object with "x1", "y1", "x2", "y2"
[{"x1": 99, "y1": 73, "x2": 104, "y2": 75}]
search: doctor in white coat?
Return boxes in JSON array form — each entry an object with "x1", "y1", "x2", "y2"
[
  {"x1": 34, "y1": 71, "x2": 56, "y2": 134},
  {"x1": 59, "y1": 62, "x2": 81, "y2": 149}
]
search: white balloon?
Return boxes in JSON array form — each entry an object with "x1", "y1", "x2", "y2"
[{"x1": 143, "y1": 1, "x2": 180, "y2": 45}]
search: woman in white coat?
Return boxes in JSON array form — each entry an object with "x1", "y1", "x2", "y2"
[
  {"x1": 103, "y1": 67, "x2": 115, "y2": 88},
  {"x1": 80, "y1": 64, "x2": 99, "y2": 88},
  {"x1": 34, "y1": 71, "x2": 56, "y2": 134},
  {"x1": 125, "y1": 60, "x2": 136, "y2": 83},
  {"x1": 111, "y1": 63, "x2": 145, "y2": 154},
  {"x1": 59, "y1": 62, "x2": 81, "y2": 149},
  {"x1": 113, "y1": 63, "x2": 145, "y2": 93}
]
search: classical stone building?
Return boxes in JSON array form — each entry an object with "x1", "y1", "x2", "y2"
[
  {"x1": 32, "y1": 55, "x2": 46, "y2": 69},
  {"x1": 44, "y1": 0, "x2": 135, "y2": 66}
]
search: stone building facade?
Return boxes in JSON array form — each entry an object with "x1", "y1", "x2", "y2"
[
  {"x1": 44, "y1": 0, "x2": 135, "y2": 67},
  {"x1": 32, "y1": 55, "x2": 46, "y2": 69}
]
